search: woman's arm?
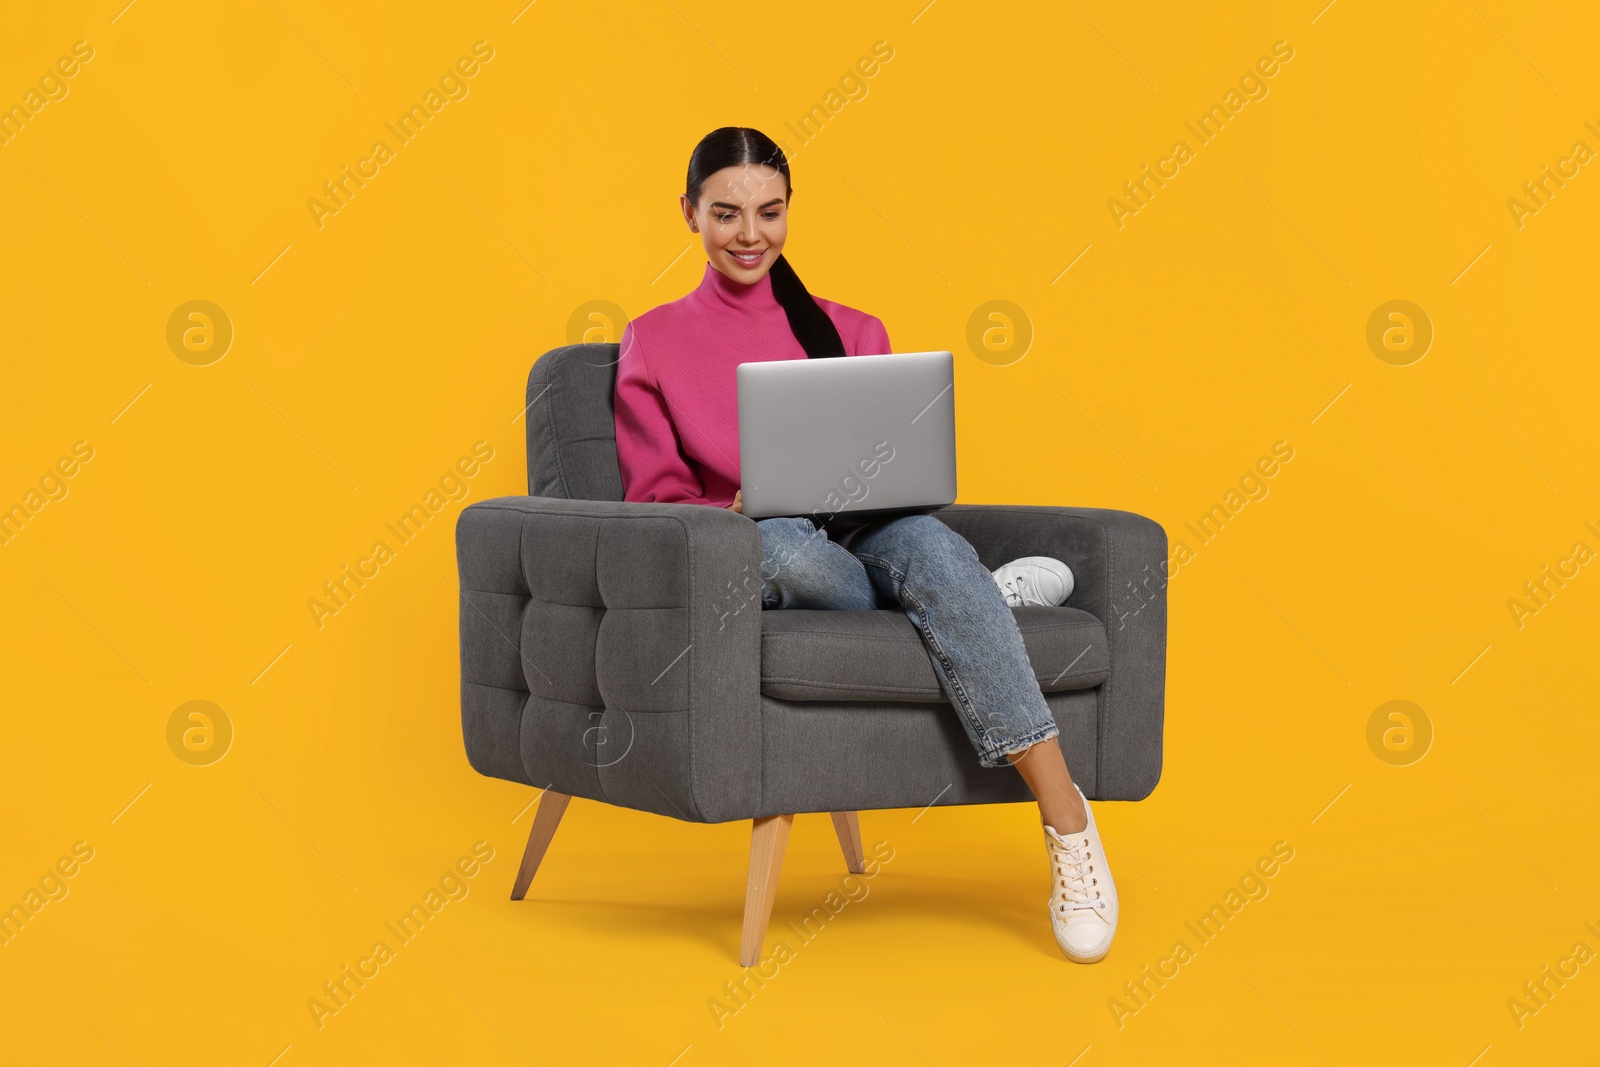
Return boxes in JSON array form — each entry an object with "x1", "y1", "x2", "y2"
[
  {"x1": 858, "y1": 314, "x2": 891, "y2": 356},
  {"x1": 613, "y1": 324, "x2": 716, "y2": 505}
]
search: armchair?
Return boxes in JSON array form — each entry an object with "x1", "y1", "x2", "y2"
[{"x1": 457, "y1": 343, "x2": 1168, "y2": 964}]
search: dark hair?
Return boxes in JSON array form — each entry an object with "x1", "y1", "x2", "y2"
[{"x1": 685, "y1": 127, "x2": 847, "y2": 358}]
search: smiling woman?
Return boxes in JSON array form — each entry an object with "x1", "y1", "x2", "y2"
[
  {"x1": 611, "y1": 127, "x2": 891, "y2": 510},
  {"x1": 604, "y1": 126, "x2": 1123, "y2": 968}
]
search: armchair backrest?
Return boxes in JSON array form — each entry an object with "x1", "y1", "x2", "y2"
[{"x1": 524, "y1": 343, "x2": 625, "y2": 502}]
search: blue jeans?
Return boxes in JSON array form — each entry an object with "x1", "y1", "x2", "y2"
[{"x1": 757, "y1": 514, "x2": 1059, "y2": 768}]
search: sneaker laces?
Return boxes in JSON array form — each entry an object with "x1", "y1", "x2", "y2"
[
  {"x1": 1047, "y1": 831, "x2": 1105, "y2": 915},
  {"x1": 1001, "y1": 575, "x2": 1029, "y2": 607}
]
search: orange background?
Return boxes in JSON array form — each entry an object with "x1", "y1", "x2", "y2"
[{"x1": 1, "y1": 0, "x2": 1595, "y2": 1063}]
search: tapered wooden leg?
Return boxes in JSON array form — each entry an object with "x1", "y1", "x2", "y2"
[
  {"x1": 739, "y1": 814, "x2": 794, "y2": 966},
  {"x1": 510, "y1": 790, "x2": 572, "y2": 900},
  {"x1": 830, "y1": 811, "x2": 866, "y2": 874}
]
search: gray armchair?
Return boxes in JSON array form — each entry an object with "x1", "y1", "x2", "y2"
[{"x1": 456, "y1": 343, "x2": 1168, "y2": 963}]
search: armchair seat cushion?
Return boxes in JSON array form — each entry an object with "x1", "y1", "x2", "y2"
[{"x1": 759, "y1": 604, "x2": 1109, "y2": 703}]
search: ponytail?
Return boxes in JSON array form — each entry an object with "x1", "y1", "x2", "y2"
[{"x1": 767, "y1": 253, "x2": 846, "y2": 358}]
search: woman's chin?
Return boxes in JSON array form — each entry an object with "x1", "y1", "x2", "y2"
[{"x1": 721, "y1": 252, "x2": 774, "y2": 281}]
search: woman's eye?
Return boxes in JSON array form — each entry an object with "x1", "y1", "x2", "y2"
[{"x1": 762, "y1": 212, "x2": 780, "y2": 219}]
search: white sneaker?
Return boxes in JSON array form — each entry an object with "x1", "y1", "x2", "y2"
[
  {"x1": 1043, "y1": 785, "x2": 1118, "y2": 963},
  {"x1": 993, "y1": 556, "x2": 1074, "y2": 607}
]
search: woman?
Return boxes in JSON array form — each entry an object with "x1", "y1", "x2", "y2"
[{"x1": 613, "y1": 127, "x2": 1117, "y2": 964}]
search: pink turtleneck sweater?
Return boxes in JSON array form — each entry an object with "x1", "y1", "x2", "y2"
[{"x1": 614, "y1": 262, "x2": 892, "y2": 508}]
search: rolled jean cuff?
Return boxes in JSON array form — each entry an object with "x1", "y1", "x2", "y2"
[{"x1": 977, "y1": 721, "x2": 1060, "y2": 769}]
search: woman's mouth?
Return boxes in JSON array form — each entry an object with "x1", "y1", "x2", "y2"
[{"x1": 728, "y1": 249, "x2": 766, "y2": 268}]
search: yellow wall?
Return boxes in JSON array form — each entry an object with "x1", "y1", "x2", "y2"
[{"x1": 2, "y1": 1, "x2": 1595, "y2": 1062}]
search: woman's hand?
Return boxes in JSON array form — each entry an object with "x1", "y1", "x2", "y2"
[{"x1": 726, "y1": 490, "x2": 742, "y2": 513}]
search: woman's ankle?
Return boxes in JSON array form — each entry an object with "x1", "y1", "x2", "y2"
[
  {"x1": 1043, "y1": 795, "x2": 1087, "y2": 835},
  {"x1": 1007, "y1": 739, "x2": 1087, "y2": 833}
]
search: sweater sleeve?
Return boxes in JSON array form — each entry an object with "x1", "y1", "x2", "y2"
[
  {"x1": 613, "y1": 322, "x2": 714, "y2": 505},
  {"x1": 850, "y1": 313, "x2": 891, "y2": 356}
]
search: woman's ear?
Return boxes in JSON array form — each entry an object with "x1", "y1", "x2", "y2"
[{"x1": 679, "y1": 193, "x2": 699, "y2": 233}]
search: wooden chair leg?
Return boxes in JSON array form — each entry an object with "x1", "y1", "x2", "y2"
[
  {"x1": 830, "y1": 811, "x2": 866, "y2": 874},
  {"x1": 510, "y1": 790, "x2": 572, "y2": 900},
  {"x1": 739, "y1": 814, "x2": 794, "y2": 966}
]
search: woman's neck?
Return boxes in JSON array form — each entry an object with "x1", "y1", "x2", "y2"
[{"x1": 698, "y1": 261, "x2": 779, "y2": 312}]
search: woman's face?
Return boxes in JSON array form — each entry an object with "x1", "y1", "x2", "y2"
[{"x1": 681, "y1": 164, "x2": 789, "y2": 284}]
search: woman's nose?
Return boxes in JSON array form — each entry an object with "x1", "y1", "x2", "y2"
[{"x1": 739, "y1": 215, "x2": 757, "y2": 242}]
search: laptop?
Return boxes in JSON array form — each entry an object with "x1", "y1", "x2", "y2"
[{"x1": 735, "y1": 350, "x2": 958, "y2": 523}]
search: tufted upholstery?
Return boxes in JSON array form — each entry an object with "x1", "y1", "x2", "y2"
[
  {"x1": 458, "y1": 495, "x2": 764, "y2": 823},
  {"x1": 760, "y1": 604, "x2": 1109, "y2": 702},
  {"x1": 457, "y1": 344, "x2": 1168, "y2": 823},
  {"x1": 523, "y1": 342, "x2": 627, "y2": 502}
]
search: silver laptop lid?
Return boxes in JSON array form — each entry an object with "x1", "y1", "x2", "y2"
[{"x1": 736, "y1": 350, "x2": 957, "y2": 522}]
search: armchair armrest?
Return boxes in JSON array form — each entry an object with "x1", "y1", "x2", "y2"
[
  {"x1": 935, "y1": 504, "x2": 1169, "y2": 800},
  {"x1": 456, "y1": 496, "x2": 764, "y2": 823}
]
